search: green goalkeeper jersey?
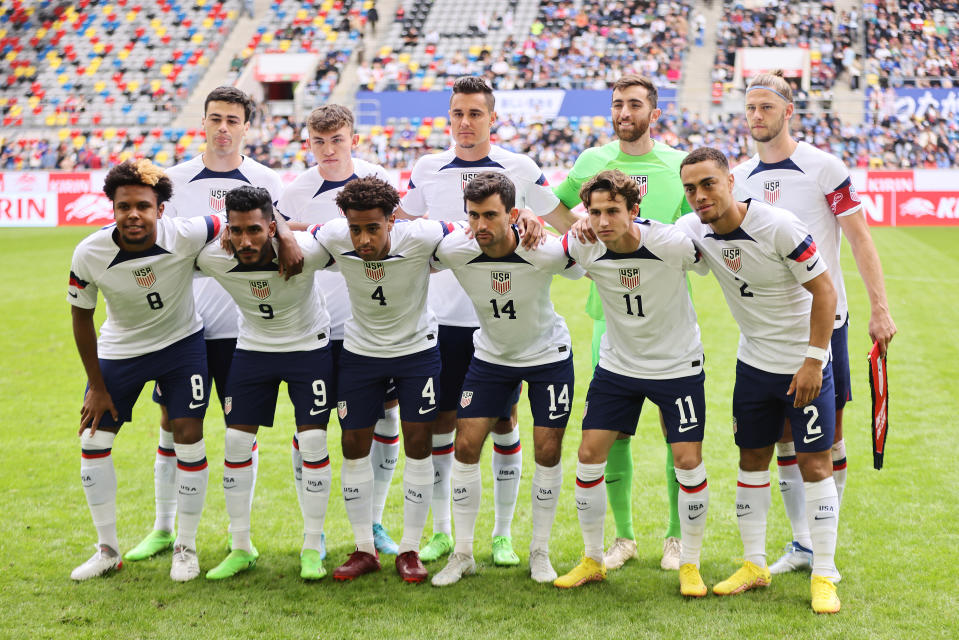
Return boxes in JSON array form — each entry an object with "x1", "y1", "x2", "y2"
[{"x1": 553, "y1": 139, "x2": 692, "y2": 319}]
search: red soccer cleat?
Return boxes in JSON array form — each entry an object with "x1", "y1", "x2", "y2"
[
  {"x1": 395, "y1": 550, "x2": 428, "y2": 583},
  {"x1": 333, "y1": 550, "x2": 380, "y2": 581}
]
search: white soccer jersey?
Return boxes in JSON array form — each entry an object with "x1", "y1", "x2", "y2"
[
  {"x1": 434, "y1": 228, "x2": 582, "y2": 367},
  {"x1": 315, "y1": 217, "x2": 455, "y2": 358},
  {"x1": 275, "y1": 158, "x2": 393, "y2": 340},
  {"x1": 196, "y1": 228, "x2": 333, "y2": 352},
  {"x1": 564, "y1": 220, "x2": 707, "y2": 380},
  {"x1": 676, "y1": 201, "x2": 830, "y2": 375},
  {"x1": 402, "y1": 145, "x2": 561, "y2": 327},
  {"x1": 163, "y1": 155, "x2": 285, "y2": 340},
  {"x1": 733, "y1": 141, "x2": 861, "y2": 329},
  {"x1": 67, "y1": 215, "x2": 221, "y2": 359}
]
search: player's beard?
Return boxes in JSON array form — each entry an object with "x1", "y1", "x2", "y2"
[
  {"x1": 750, "y1": 115, "x2": 786, "y2": 143},
  {"x1": 613, "y1": 117, "x2": 649, "y2": 143}
]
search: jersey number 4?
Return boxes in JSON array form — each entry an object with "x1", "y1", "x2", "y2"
[
  {"x1": 372, "y1": 286, "x2": 387, "y2": 306},
  {"x1": 489, "y1": 299, "x2": 516, "y2": 319}
]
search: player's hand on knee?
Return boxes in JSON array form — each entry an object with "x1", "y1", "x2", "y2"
[
  {"x1": 569, "y1": 216, "x2": 597, "y2": 244},
  {"x1": 788, "y1": 362, "x2": 823, "y2": 408},
  {"x1": 869, "y1": 311, "x2": 897, "y2": 356},
  {"x1": 79, "y1": 388, "x2": 118, "y2": 435}
]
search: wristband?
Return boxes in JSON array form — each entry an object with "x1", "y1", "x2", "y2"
[{"x1": 805, "y1": 345, "x2": 828, "y2": 363}]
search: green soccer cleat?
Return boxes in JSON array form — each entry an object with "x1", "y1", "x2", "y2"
[
  {"x1": 419, "y1": 532, "x2": 453, "y2": 563},
  {"x1": 491, "y1": 536, "x2": 520, "y2": 566},
  {"x1": 124, "y1": 530, "x2": 175, "y2": 561},
  {"x1": 300, "y1": 549, "x2": 327, "y2": 580},
  {"x1": 206, "y1": 545, "x2": 259, "y2": 580}
]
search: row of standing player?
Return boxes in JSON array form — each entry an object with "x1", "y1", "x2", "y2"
[{"x1": 67, "y1": 74, "x2": 895, "y2": 614}]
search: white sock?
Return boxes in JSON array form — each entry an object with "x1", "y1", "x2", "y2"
[
  {"x1": 174, "y1": 440, "x2": 209, "y2": 551},
  {"x1": 675, "y1": 462, "x2": 709, "y2": 568},
  {"x1": 298, "y1": 429, "x2": 331, "y2": 552},
  {"x1": 154, "y1": 429, "x2": 177, "y2": 533},
  {"x1": 80, "y1": 429, "x2": 119, "y2": 553},
  {"x1": 776, "y1": 441, "x2": 811, "y2": 548},
  {"x1": 342, "y1": 456, "x2": 375, "y2": 554},
  {"x1": 736, "y1": 468, "x2": 770, "y2": 567},
  {"x1": 491, "y1": 426, "x2": 522, "y2": 539},
  {"x1": 223, "y1": 429, "x2": 256, "y2": 552},
  {"x1": 430, "y1": 432, "x2": 455, "y2": 536},
  {"x1": 831, "y1": 439, "x2": 847, "y2": 506},
  {"x1": 451, "y1": 460, "x2": 482, "y2": 556},
  {"x1": 371, "y1": 405, "x2": 400, "y2": 525},
  {"x1": 575, "y1": 460, "x2": 606, "y2": 563},
  {"x1": 805, "y1": 477, "x2": 840, "y2": 579},
  {"x1": 530, "y1": 462, "x2": 562, "y2": 552},
  {"x1": 400, "y1": 456, "x2": 434, "y2": 554},
  {"x1": 291, "y1": 434, "x2": 303, "y2": 513}
]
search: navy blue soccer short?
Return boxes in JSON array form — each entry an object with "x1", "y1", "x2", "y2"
[
  {"x1": 831, "y1": 319, "x2": 851, "y2": 410},
  {"x1": 732, "y1": 359, "x2": 836, "y2": 453},
  {"x1": 336, "y1": 346, "x2": 441, "y2": 429},
  {"x1": 458, "y1": 355, "x2": 574, "y2": 429},
  {"x1": 582, "y1": 366, "x2": 706, "y2": 443},
  {"x1": 224, "y1": 345, "x2": 334, "y2": 428},
  {"x1": 153, "y1": 336, "x2": 236, "y2": 411},
  {"x1": 95, "y1": 330, "x2": 209, "y2": 428},
  {"x1": 438, "y1": 324, "x2": 520, "y2": 417},
  {"x1": 330, "y1": 339, "x2": 393, "y2": 421}
]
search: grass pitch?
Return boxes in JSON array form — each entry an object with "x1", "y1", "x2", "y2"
[{"x1": 0, "y1": 226, "x2": 956, "y2": 639}]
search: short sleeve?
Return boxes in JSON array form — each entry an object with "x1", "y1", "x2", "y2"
[
  {"x1": 819, "y1": 155, "x2": 861, "y2": 218},
  {"x1": 178, "y1": 214, "x2": 223, "y2": 254},
  {"x1": 68, "y1": 249, "x2": 98, "y2": 309},
  {"x1": 778, "y1": 215, "x2": 827, "y2": 285},
  {"x1": 400, "y1": 164, "x2": 428, "y2": 216},
  {"x1": 301, "y1": 231, "x2": 334, "y2": 272}
]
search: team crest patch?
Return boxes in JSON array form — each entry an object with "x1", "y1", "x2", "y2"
[
  {"x1": 337, "y1": 401, "x2": 348, "y2": 419},
  {"x1": 491, "y1": 271, "x2": 511, "y2": 295},
  {"x1": 722, "y1": 248, "x2": 742, "y2": 273},
  {"x1": 460, "y1": 391, "x2": 473, "y2": 408},
  {"x1": 619, "y1": 267, "x2": 640, "y2": 291},
  {"x1": 460, "y1": 171, "x2": 480, "y2": 192},
  {"x1": 763, "y1": 180, "x2": 781, "y2": 204},
  {"x1": 249, "y1": 280, "x2": 270, "y2": 299},
  {"x1": 364, "y1": 261, "x2": 385, "y2": 282},
  {"x1": 209, "y1": 188, "x2": 228, "y2": 213},
  {"x1": 630, "y1": 175, "x2": 648, "y2": 198},
  {"x1": 732, "y1": 415, "x2": 737, "y2": 434},
  {"x1": 224, "y1": 397, "x2": 232, "y2": 415},
  {"x1": 133, "y1": 266, "x2": 156, "y2": 288}
]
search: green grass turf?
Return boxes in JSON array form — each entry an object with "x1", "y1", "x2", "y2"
[{"x1": 0, "y1": 226, "x2": 956, "y2": 639}]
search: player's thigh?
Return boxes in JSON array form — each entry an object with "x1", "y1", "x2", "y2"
[
  {"x1": 224, "y1": 349, "x2": 281, "y2": 427},
  {"x1": 647, "y1": 371, "x2": 706, "y2": 445},
  {"x1": 336, "y1": 349, "x2": 391, "y2": 430},
  {"x1": 526, "y1": 355, "x2": 576, "y2": 429},
  {"x1": 458, "y1": 357, "x2": 520, "y2": 424},
  {"x1": 93, "y1": 355, "x2": 153, "y2": 428},
  {"x1": 581, "y1": 365, "x2": 645, "y2": 436},
  {"x1": 284, "y1": 345, "x2": 335, "y2": 427},
  {"x1": 437, "y1": 324, "x2": 478, "y2": 411},
  {"x1": 389, "y1": 346, "x2": 443, "y2": 424},
  {"x1": 154, "y1": 331, "x2": 210, "y2": 422},
  {"x1": 732, "y1": 360, "x2": 788, "y2": 450},
  {"x1": 830, "y1": 321, "x2": 852, "y2": 411},
  {"x1": 786, "y1": 365, "x2": 836, "y2": 454}
]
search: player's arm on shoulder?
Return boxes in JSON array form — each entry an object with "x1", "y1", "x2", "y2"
[
  {"x1": 71, "y1": 306, "x2": 118, "y2": 434},
  {"x1": 397, "y1": 165, "x2": 427, "y2": 218},
  {"x1": 788, "y1": 271, "x2": 837, "y2": 408},
  {"x1": 552, "y1": 150, "x2": 594, "y2": 208},
  {"x1": 300, "y1": 228, "x2": 333, "y2": 273},
  {"x1": 541, "y1": 200, "x2": 582, "y2": 234},
  {"x1": 669, "y1": 226, "x2": 709, "y2": 275},
  {"x1": 273, "y1": 214, "x2": 304, "y2": 279}
]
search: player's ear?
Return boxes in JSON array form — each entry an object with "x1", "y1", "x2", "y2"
[
  {"x1": 509, "y1": 207, "x2": 519, "y2": 223},
  {"x1": 650, "y1": 107, "x2": 662, "y2": 124},
  {"x1": 387, "y1": 210, "x2": 396, "y2": 231},
  {"x1": 157, "y1": 202, "x2": 164, "y2": 218},
  {"x1": 630, "y1": 203, "x2": 640, "y2": 218},
  {"x1": 268, "y1": 219, "x2": 277, "y2": 237},
  {"x1": 351, "y1": 133, "x2": 359, "y2": 149}
]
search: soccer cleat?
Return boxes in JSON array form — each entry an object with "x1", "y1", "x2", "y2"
[
  {"x1": 372, "y1": 523, "x2": 398, "y2": 556},
  {"x1": 529, "y1": 548, "x2": 558, "y2": 583},
  {"x1": 300, "y1": 549, "x2": 327, "y2": 580},
  {"x1": 206, "y1": 545, "x2": 259, "y2": 580},
  {"x1": 603, "y1": 537, "x2": 637, "y2": 570},
  {"x1": 679, "y1": 563, "x2": 708, "y2": 597},
  {"x1": 318, "y1": 532, "x2": 327, "y2": 561},
  {"x1": 431, "y1": 552, "x2": 477, "y2": 587},
  {"x1": 124, "y1": 529, "x2": 174, "y2": 561},
  {"x1": 395, "y1": 550, "x2": 428, "y2": 583},
  {"x1": 419, "y1": 532, "x2": 453, "y2": 562},
  {"x1": 770, "y1": 541, "x2": 813, "y2": 575},
  {"x1": 491, "y1": 536, "x2": 520, "y2": 567},
  {"x1": 712, "y1": 561, "x2": 771, "y2": 596},
  {"x1": 553, "y1": 556, "x2": 606, "y2": 589},
  {"x1": 811, "y1": 574, "x2": 841, "y2": 614},
  {"x1": 170, "y1": 545, "x2": 200, "y2": 582},
  {"x1": 332, "y1": 550, "x2": 380, "y2": 581},
  {"x1": 661, "y1": 536, "x2": 681, "y2": 571},
  {"x1": 71, "y1": 545, "x2": 122, "y2": 581}
]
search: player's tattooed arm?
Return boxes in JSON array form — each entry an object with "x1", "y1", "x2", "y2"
[
  {"x1": 838, "y1": 212, "x2": 897, "y2": 354},
  {"x1": 72, "y1": 306, "x2": 118, "y2": 434},
  {"x1": 274, "y1": 216, "x2": 304, "y2": 279},
  {"x1": 515, "y1": 208, "x2": 546, "y2": 249},
  {"x1": 788, "y1": 271, "x2": 838, "y2": 408}
]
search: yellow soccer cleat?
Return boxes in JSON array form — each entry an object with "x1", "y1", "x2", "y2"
[
  {"x1": 554, "y1": 556, "x2": 606, "y2": 589},
  {"x1": 679, "y1": 563, "x2": 708, "y2": 597},
  {"x1": 811, "y1": 574, "x2": 841, "y2": 614},
  {"x1": 712, "y1": 561, "x2": 771, "y2": 596}
]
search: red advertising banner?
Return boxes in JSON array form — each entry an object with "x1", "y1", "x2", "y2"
[{"x1": 50, "y1": 172, "x2": 114, "y2": 226}]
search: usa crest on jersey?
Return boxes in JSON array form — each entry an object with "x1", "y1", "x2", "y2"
[
  {"x1": 460, "y1": 391, "x2": 473, "y2": 408},
  {"x1": 364, "y1": 261, "x2": 385, "y2": 282},
  {"x1": 722, "y1": 248, "x2": 742, "y2": 272},
  {"x1": 209, "y1": 188, "x2": 228, "y2": 213},
  {"x1": 763, "y1": 180, "x2": 780, "y2": 204},
  {"x1": 491, "y1": 271, "x2": 511, "y2": 295},
  {"x1": 249, "y1": 280, "x2": 270, "y2": 299},
  {"x1": 460, "y1": 171, "x2": 480, "y2": 192},
  {"x1": 619, "y1": 267, "x2": 640, "y2": 291},
  {"x1": 133, "y1": 266, "x2": 156, "y2": 288},
  {"x1": 630, "y1": 175, "x2": 648, "y2": 198}
]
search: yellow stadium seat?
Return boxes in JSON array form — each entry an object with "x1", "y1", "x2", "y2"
[
  {"x1": 72, "y1": 135, "x2": 86, "y2": 149},
  {"x1": 151, "y1": 79, "x2": 161, "y2": 91},
  {"x1": 57, "y1": 73, "x2": 69, "y2": 85},
  {"x1": 434, "y1": 117, "x2": 447, "y2": 128},
  {"x1": 118, "y1": 49, "x2": 129, "y2": 61},
  {"x1": 28, "y1": 96, "x2": 40, "y2": 107},
  {"x1": 93, "y1": 42, "x2": 105, "y2": 54},
  {"x1": 58, "y1": 128, "x2": 70, "y2": 140},
  {"x1": 45, "y1": 114, "x2": 57, "y2": 126},
  {"x1": 156, "y1": 26, "x2": 167, "y2": 37},
  {"x1": 104, "y1": 128, "x2": 116, "y2": 140},
  {"x1": 94, "y1": 81, "x2": 105, "y2": 92},
  {"x1": 56, "y1": 113, "x2": 68, "y2": 126},
  {"x1": 119, "y1": 151, "x2": 133, "y2": 162},
  {"x1": 155, "y1": 150, "x2": 169, "y2": 165},
  {"x1": 191, "y1": 33, "x2": 204, "y2": 44},
  {"x1": 202, "y1": 17, "x2": 214, "y2": 28},
  {"x1": 126, "y1": 10, "x2": 137, "y2": 22},
  {"x1": 103, "y1": 4, "x2": 113, "y2": 15},
  {"x1": 280, "y1": 40, "x2": 291, "y2": 51},
  {"x1": 296, "y1": 9, "x2": 308, "y2": 19},
  {"x1": 262, "y1": 32, "x2": 274, "y2": 44},
  {"x1": 37, "y1": 27, "x2": 47, "y2": 38},
  {"x1": 592, "y1": 116, "x2": 607, "y2": 128},
  {"x1": 85, "y1": 27, "x2": 96, "y2": 38},
  {"x1": 326, "y1": 32, "x2": 337, "y2": 42},
  {"x1": 128, "y1": 80, "x2": 140, "y2": 92},
  {"x1": 160, "y1": 63, "x2": 173, "y2": 76},
  {"x1": 370, "y1": 125, "x2": 383, "y2": 136}
]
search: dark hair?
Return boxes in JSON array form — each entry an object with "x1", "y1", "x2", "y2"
[
  {"x1": 680, "y1": 147, "x2": 730, "y2": 173},
  {"x1": 204, "y1": 86, "x2": 254, "y2": 122},
  {"x1": 335, "y1": 176, "x2": 400, "y2": 218},
  {"x1": 103, "y1": 159, "x2": 174, "y2": 204},
  {"x1": 612, "y1": 74, "x2": 658, "y2": 109},
  {"x1": 307, "y1": 104, "x2": 354, "y2": 134},
  {"x1": 225, "y1": 185, "x2": 274, "y2": 222},
  {"x1": 579, "y1": 169, "x2": 641, "y2": 210},
  {"x1": 463, "y1": 172, "x2": 515, "y2": 211},
  {"x1": 451, "y1": 75, "x2": 495, "y2": 112}
]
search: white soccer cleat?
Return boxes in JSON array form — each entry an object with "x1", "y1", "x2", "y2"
[
  {"x1": 770, "y1": 541, "x2": 813, "y2": 575},
  {"x1": 529, "y1": 548, "x2": 557, "y2": 583},
  {"x1": 71, "y1": 545, "x2": 122, "y2": 581},
  {"x1": 431, "y1": 552, "x2": 476, "y2": 587},
  {"x1": 170, "y1": 545, "x2": 201, "y2": 582},
  {"x1": 603, "y1": 537, "x2": 638, "y2": 571},
  {"x1": 661, "y1": 536, "x2": 681, "y2": 571}
]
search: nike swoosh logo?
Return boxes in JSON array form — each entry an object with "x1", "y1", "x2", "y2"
[
  {"x1": 803, "y1": 434, "x2": 824, "y2": 444},
  {"x1": 68, "y1": 291, "x2": 78, "y2": 298},
  {"x1": 344, "y1": 496, "x2": 360, "y2": 501},
  {"x1": 310, "y1": 408, "x2": 329, "y2": 416},
  {"x1": 405, "y1": 496, "x2": 423, "y2": 504},
  {"x1": 689, "y1": 512, "x2": 704, "y2": 520},
  {"x1": 189, "y1": 401, "x2": 206, "y2": 409},
  {"x1": 736, "y1": 512, "x2": 749, "y2": 518},
  {"x1": 576, "y1": 505, "x2": 588, "y2": 511},
  {"x1": 535, "y1": 495, "x2": 552, "y2": 501},
  {"x1": 806, "y1": 258, "x2": 820, "y2": 271},
  {"x1": 605, "y1": 478, "x2": 620, "y2": 484},
  {"x1": 548, "y1": 412, "x2": 568, "y2": 420},
  {"x1": 814, "y1": 515, "x2": 834, "y2": 520},
  {"x1": 452, "y1": 497, "x2": 468, "y2": 502},
  {"x1": 495, "y1": 477, "x2": 513, "y2": 482},
  {"x1": 378, "y1": 464, "x2": 393, "y2": 470},
  {"x1": 418, "y1": 406, "x2": 434, "y2": 415},
  {"x1": 677, "y1": 423, "x2": 699, "y2": 433}
]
